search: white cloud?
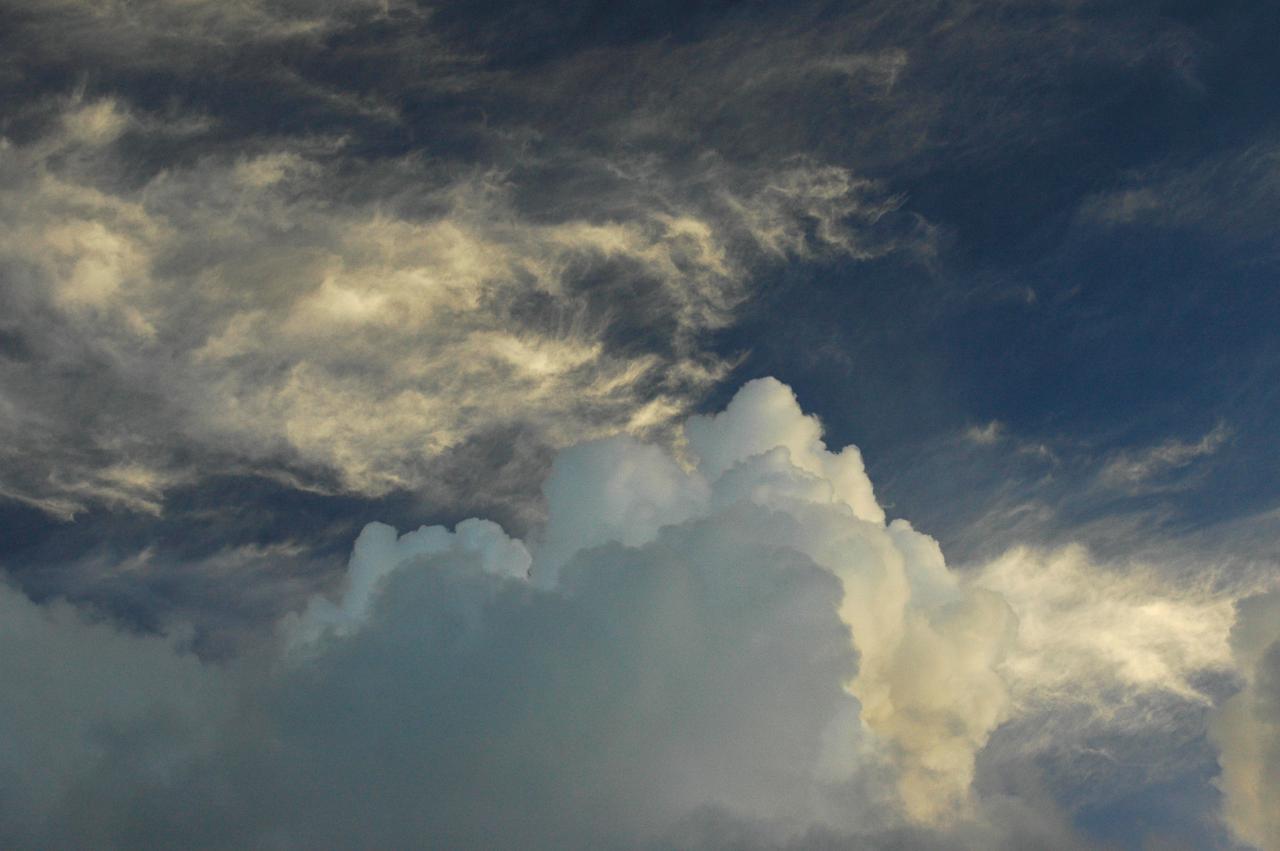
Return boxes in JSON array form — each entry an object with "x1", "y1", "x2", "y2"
[
  {"x1": 1098, "y1": 422, "x2": 1230, "y2": 490},
  {"x1": 964, "y1": 421, "x2": 1004, "y2": 446},
  {"x1": 976, "y1": 544, "x2": 1237, "y2": 709},
  {"x1": 288, "y1": 377, "x2": 1013, "y2": 825},
  {"x1": 0, "y1": 379, "x2": 1021, "y2": 848},
  {"x1": 0, "y1": 377, "x2": 1270, "y2": 848},
  {"x1": 1081, "y1": 143, "x2": 1280, "y2": 246}
]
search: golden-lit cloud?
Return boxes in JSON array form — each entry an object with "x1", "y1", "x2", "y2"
[
  {"x1": 0, "y1": 95, "x2": 919, "y2": 518},
  {"x1": 1210, "y1": 590, "x2": 1280, "y2": 851}
]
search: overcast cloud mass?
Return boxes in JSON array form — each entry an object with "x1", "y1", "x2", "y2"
[{"x1": 2, "y1": 1, "x2": 1278, "y2": 849}]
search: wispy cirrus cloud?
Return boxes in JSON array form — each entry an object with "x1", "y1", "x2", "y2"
[
  {"x1": 1098, "y1": 421, "x2": 1230, "y2": 492},
  {"x1": 0, "y1": 0, "x2": 1208, "y2": 528},
  {"x1": 0, "y1": 89, "x2": 922, "y2": 521},
  {"x1": 1082, "y1": 143, "x2": 1280, "y2": 250}
]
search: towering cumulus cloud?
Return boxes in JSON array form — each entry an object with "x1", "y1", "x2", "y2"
[
  {"x1": 287, "y1": 377, "x2": 1018, "y2": 831},
  {"x1": 0, "y1": 379, "x2": 1009, "y2": 848},
  {"x1": 0, "y1": 378, "x2": 1266, "y2": 849}
]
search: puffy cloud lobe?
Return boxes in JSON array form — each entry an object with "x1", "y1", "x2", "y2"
[
  {"x1": 0, "y1": 379, "x2": 1014, "y2": 848},
  {"x1": 283, "y1": 518, "x2": 532, "y2": 649},
  {"x1": 685, "y1": 378, "x2": 884, "y2": 525},
  {"x1": 297, "y1": 378, "x2": 1015, "y2": 825}
]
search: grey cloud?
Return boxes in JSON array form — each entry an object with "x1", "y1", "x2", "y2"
[
  {"x1": 1081, "y1": 144, "x2": 1280, "y2": 250},
  {"x1": 0, "y1": 576, "x2": 234, "y2": 848},
  {"x1": 1210, "y1": 589, "x2": 1280, "y2": 851},
  {"x1": 2, "y1": 5, "x2": 1272, "y2": 845},
  {"x1": 5, "y1": 0, "x2": 411, "y2": 65},
  {"x1": 963, "y1": 421, "x2": 1005, "y2": 446},
  {"x1": 1, "y1": 378, "x2": 1266, "y2": 849},
  {"x1": 0, "y1": 379, "x2": 1037, "y2": 849}
]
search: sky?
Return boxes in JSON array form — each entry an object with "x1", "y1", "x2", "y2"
[{"x1": 1, "y1": 1, "x2": 1278, "y2": 848}]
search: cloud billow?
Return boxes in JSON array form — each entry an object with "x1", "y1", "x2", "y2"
[
  {"x1": 0, "y1": 380, "x2": 1002, "y2": 848},
  {"x1": 4, "y1": 378, "x2": 1261, "y2": 849}
]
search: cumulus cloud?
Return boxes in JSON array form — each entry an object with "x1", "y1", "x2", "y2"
[
  {"x1": 0, "y1": 577, "x2": 233, "y2": 847},
  {"x1": 0, "y1": 377, "x2": 1271, "y2": 849},
  {"x1": 286, "y1": 378, "x2": 1015, "y2": 827},
  {"x1": 0, "y1": 379, "x2": 1006, "y2": 848}
]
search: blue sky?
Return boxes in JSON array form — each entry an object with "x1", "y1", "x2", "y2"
[{"x1": 1, "y1": 2, "x2": 1278, "y2": 849}]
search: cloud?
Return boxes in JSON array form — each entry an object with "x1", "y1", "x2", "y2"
[
  {"x1": 1081, "y1": 144, "x2": 1280, "y2": 249},
  {"x1": 1210, "y1": 589, "x2": 1280, "y2": 851},
  {"x1": 977, "y1": 544, "x2": 1236, "y2": 707},
  {"x1": 289, "y1": 378, "x2": 1015, "y2": 826},
  {"x1": 0, "y1": 0, "x2": 1197, "y2": 528},
  {"x1": 0, "y1": 91, "x2": 919, "y2": 521},
  {"x1": 0, "y1": 379, "x2": 1017, "y2": 848},
  {"x1": 1098, "y1": 422, "x2": 1230, "y2": 491},
  {"x1": 8, "y1": 0, "x2": 405, "y2": 64},
  {"x1": 963, "y1": 421, "x2": 1005, "y2": 446},
  {"x1": 970, "y1": 545, "x2": 1244, "y2": 836},
  {"x1": 0, "y1": 576, "x2": 233, "y2": 847},
  {"x1": 2, "y1": 3, "x2": 1274, "y2": 844},
  {"x1": 0, "y1": 377, "x2": 1270, "y2": 848}
]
